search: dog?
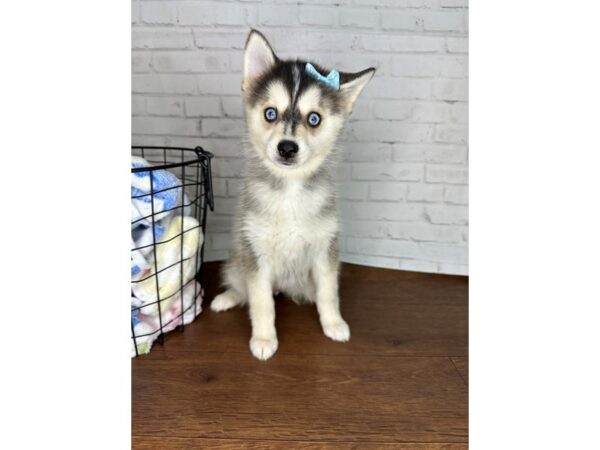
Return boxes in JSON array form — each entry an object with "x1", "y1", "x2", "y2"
[{"x1": 210, "y1": 29, "x2": 375, "y2": 360}]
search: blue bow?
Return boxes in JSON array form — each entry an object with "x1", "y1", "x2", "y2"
[{"x1": 305, "y1": 63, "x2": 340, "y2": 91}]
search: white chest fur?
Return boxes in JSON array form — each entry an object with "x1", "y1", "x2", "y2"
[{"x1": 241, "y1": 179, "x2": 338, "y2": 285}]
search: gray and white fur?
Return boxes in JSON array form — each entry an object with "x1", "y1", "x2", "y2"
[{"x1": 211, "y1": 30, "x2": 375, "y2": 360}]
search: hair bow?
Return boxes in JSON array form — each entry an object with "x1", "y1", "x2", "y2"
[{"x1": 305, "y1": 63, "x2": 340, "y2": 91}]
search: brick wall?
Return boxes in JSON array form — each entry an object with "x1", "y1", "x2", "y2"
[{"x1": 132, "y1": 0, "x2": 469, "y2": 275}]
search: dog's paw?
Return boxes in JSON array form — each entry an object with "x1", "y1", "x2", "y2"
[
  {"x1": 249, "y1": 336, "x2": 278, "y2": 361},
  {"x1": 210, "y1": 291, "x2": 239, "y2": 312},
  {"x1": 322, "y1": 319, "x2": 350, "y2": 342}
]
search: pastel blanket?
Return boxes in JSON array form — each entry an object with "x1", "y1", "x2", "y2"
[
  {"x1": 130, "y1": 156, "x2": 204, "y2": 357},
  {"x1": 131, "y1": 281, "x2": 203, "y2": 356},
  {"x1": 131, "y1": 156, "x2": 189, "y2": 277},
  {"x1": 131, "y1": 215, "x2": 203, "y2": 314},
  {"x1": 131, "y1": 215, "x2": 204, "y2": 357}
]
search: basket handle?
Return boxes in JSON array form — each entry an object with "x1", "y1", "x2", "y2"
[{"x1": 195, "y1": 146, "x2": 214, "y2": 211}]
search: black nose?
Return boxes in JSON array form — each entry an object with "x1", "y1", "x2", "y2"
[{"x1": 277, "y1": 140, "x2": 299, "y2": 159}]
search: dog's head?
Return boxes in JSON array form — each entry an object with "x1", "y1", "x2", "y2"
[{"x1": 242, "y1": 30, "x2": 375, "y2": 177}]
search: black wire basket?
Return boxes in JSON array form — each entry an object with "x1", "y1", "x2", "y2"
[{"x1": 131, "y1": 146, "x2": 213, "y2": 357}]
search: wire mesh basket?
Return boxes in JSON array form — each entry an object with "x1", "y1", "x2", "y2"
[{"x1": 131, "y1": 146, "x2": 213, "y2": 357}]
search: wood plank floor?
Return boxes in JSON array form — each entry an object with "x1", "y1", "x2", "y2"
[{"x1": 132, "y1": 262, "x2": 468, "y2": 449}]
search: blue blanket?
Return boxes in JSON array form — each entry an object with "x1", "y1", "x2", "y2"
[{"x1": 131, "y1": 156, "x2": 182, "y2": 277}]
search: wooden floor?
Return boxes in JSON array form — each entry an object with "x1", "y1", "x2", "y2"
[{"x1": 132, "y1": 262, "x2": 468, "y2": 449}]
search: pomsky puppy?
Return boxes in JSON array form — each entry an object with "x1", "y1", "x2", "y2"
[{"x1": 211, "y1": 29, "x2": 375, "y2": 360}]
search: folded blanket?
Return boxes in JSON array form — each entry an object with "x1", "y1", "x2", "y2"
[
  {"x1": 131, "y1": 215, "x2": 203, "y2": 316},
  {"x1": 131, "y1": 156, "x2": 190, "y2": 277},
  {"x1": 132, "y1": 156, "x2": 181, "y2": 225},
  {"x1": 131, "y1": 222, "x2": 167, "y2": 277},
  {"x1": 131, "y1": 281, "x2": 203, "y2": 356}
]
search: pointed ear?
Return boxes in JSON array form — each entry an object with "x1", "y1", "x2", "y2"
[
  {"x1": 243, "y1": 30, "x2": 278, "y2": 92},
  {"x1": 338, "y1": 68, "x2": 376, "y2": 112}
]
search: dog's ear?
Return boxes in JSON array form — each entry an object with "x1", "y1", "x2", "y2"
[
  {"x1": 338, "y1": 68, "x2": 376, "y2": 113},
  {"x1": 243, "y1": 30, "x2": 278, "y2": 92}
]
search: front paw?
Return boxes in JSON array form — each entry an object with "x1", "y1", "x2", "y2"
[
  {"x1": 249, "y1": 335, "x2": 279, "y2": 360},
  {"x1": 210, "y1": 291, "x2": 238, "y2": 312},
  {"x1": 322, "y1": 319, "x2": 350, "y2": 342}
]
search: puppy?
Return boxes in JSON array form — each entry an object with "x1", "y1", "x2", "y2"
[{"x1": 211, "y1": 30, "x2": 375, "y2": 360}]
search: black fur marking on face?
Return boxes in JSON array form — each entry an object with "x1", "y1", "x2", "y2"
[
  {"x1": 246, "y1": 60, "x2": 345, "y2": 115},
  {"x1": 282, "y1": 107, "x2": 302, "y2": 134}
]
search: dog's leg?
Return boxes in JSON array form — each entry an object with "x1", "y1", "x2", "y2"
[
  {"x1": 313, "y1": 258, "x2": 350, "y2": 342},
  {"x1": 247, "y1": 270, "x2": 278, "y2": 360},
  {"x1": 211, "y1": 288, "x2": 245, "y2": 312},
  {"x1": 212, "y1": 260, "x2": 247, "y2": 312}
]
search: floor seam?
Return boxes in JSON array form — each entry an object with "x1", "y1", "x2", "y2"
[
  {"x1": 132, "y1": 435, "x2": 468, "y2": 444},
  {"x1": 449, "y1": 356, "x2": 468, "y2": 387}
]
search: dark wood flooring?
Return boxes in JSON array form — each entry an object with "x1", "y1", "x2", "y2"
[{"x1": 132, "y1": 262, "x2": 468, "y2": 449}]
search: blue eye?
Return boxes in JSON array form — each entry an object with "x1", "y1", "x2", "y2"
[
  {"x1": 264, "y1": 107, "x2": 277, "y2": 122},
  {"x1": 307, "y1": 112, "x2": 321, "y2": 127}
]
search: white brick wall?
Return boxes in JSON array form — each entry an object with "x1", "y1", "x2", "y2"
[{"x1": 132, "y1": 0, "x2": 469, "y2": 275}]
